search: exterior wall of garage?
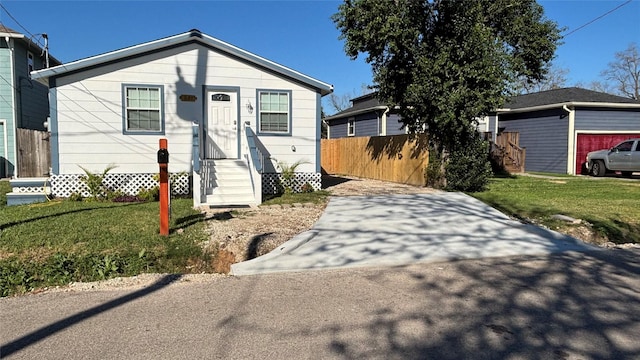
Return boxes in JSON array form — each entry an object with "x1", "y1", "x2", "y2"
[
  {"x1": 499, "y1": 108, "x2": 569, "y2": 173},
  {"x1": 575, "y1": 107, "x2": 640, "y2": 131},
  {"x1": 573, "y1": 107, "x2": 640, "y2": 174}
]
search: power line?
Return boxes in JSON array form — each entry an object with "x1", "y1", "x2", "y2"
[
  {"x1": 0, "y1": 2, "x2": 44, "y2": 47},
  {"x1": 563, "y1": 0, "x2": 633, "y2": 37}
]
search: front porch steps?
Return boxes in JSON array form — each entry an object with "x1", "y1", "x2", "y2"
[
  {"x1": 6, "y1": 177, "x2": 51, "y2": 206},
  {"x1": 205, "y1": 159, "x2": 256, "y2": 207}
]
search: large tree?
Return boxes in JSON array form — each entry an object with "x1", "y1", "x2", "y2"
[
  {"x1": 601, "y1": 43, "x2": 640, "y2": 100},
  {"x1": 333, "y1": 0, "x2": 562, "y2": 156}
]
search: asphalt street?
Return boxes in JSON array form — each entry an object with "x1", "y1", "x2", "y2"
[{"x1": 2, "y1": 250, "x2": 639, "y2": 359}]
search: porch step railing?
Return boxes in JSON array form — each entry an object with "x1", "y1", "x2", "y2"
[
  {"x1": 491, "y1": 132, "x2": 526, "y2": 173},
  {"x1": 491, "y1": 142, "x2": 526, "y2": 173}
]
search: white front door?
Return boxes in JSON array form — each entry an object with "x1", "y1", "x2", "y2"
[{"x1": 206, "y1": 90, "x2": 238, "y2": 159}]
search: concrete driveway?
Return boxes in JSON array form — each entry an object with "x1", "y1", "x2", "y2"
[{"x1": 231, "y1": 192, "x2": 597, "y2": 275}]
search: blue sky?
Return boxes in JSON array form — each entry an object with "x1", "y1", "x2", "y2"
[{"x1": 1, "y1": 0, "x2": 638, "y2": 112}]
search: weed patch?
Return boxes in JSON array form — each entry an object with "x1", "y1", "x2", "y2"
[{"x1": 0, "y1": 198, "x2": 212, "y2": 297}]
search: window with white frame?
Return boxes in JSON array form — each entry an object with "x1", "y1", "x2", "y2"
[
  {"x1": 347, "y1": 117, "x2": 355, "y2": 136},
  {"x1": 258, "y1": 90, "x2": 290, "y2": 134},
  {"x1": 123, "y1": 85, "x2": 164, "y2": 134}
]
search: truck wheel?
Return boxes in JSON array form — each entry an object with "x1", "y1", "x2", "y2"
[{"x1": 591, "y1": 160, "x2": 606, "y2": 177}]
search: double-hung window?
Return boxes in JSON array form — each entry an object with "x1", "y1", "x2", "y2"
[
  {"x1": 258, "y1": 90, "x2": 291, "y2": 135},
  {"x1": 347, "y1": 117, "x2": 355, "y2": 136},
  {"x1": 123, "y1": 85, "x2": 164, "y2": 134}
]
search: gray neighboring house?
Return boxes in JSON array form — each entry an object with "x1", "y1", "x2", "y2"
[
  {"x1": 323, "y1": 92, "x2": 492, "y2": 139},
  {"x1": 323, "y1": 93, "x2": 407, "y2": 138},
  {"x1": 0, "y1": 24, "x2": 60, "y2": 178},
  {"x1": 324, "y1": 88, "x2": 640, "y2": 176},
  {"x1": 491, "y1": 87, "x2": 640, "y2": 175}
]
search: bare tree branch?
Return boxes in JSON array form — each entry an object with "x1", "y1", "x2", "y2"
[
  {"x1": 327, "y1": 93, "x2": 352, "y2": 113},
  {"x1": 515, "y1": 63, "x2": 568, "y2": 94},
  {"x1": 601, "y1": 42, "x2": 640, "y2": 100},
  {"x1": 574, "y1": 80, "x2": 614, "y2": 94}
]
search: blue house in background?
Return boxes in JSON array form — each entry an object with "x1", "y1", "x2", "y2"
[
  {"x1": 0, "y1": 24, "x2": 60, "y2": 178},
  {"x1": 324, "y1": 88, "x2": 640, "y2": 176},
  {"x1": 323, "y1": 92, "x2": 407, "y2": 138},
  {"x1": 493, "y1": 87, "x2": 640, "y2": 175}
]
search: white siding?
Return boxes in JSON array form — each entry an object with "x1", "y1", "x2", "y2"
[{"x1": 54, "y1": 43, "x2": 319, "y2": 174}]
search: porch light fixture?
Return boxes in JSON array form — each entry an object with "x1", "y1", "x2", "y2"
[
  {"x1": 291, "y1": 145, "x2": 296, "y2": 152},
  {"x1": 246, "y1": 100, "x2": 254, "y2": 114}
]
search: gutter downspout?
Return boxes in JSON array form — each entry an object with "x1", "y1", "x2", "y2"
[
  {"x1": 563, "y1": 105, "x2": 576, "y2": 175},
  {"x1": 381, "y1": 107, "x2": 390, "y2": 136},
  {"x1": 6, "y1": 36, "x2": 18, "y2": 178}
]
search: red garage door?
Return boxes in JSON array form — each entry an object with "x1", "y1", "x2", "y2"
[{"x1": 576, "y1": 133, "x2": 639, "y2": 174}]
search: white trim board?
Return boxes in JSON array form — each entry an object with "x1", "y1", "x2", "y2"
[{"x1": 0, "y1": 120, "x2": 9, "y2": 177}]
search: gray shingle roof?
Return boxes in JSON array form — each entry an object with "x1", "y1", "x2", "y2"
[
  {"x1": 504, "y1": 87, "x2": 640, "y2": 109},
  {"x1": 324, "y1": 93, "x2": 387, "y2": 121}
]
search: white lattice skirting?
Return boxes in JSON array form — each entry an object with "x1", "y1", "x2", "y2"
[
  {"x1": 262, "y1": 172, "x2": 322, "y2": 194},
  {"x1": 38, "y1": 172, "x2": 319, "y2": 198},
  {"x1": 11, "y1": 186, "x2": 49, "y2": 193},
  {"x1": 50, "y1": 173, "x2": 190, "y2": 198}
]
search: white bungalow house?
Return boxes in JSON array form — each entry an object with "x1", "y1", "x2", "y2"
[{"x1": 29, "y1": 29, "x2": 333, "y2": 207}]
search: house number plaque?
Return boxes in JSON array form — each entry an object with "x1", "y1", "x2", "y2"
[{"x1": 179, "y1": 94, "x2": 197, "y2": 102}]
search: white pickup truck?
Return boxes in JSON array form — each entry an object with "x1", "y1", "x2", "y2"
[{"x1": 586, "y1": 138, "x2": 640, "y2": 177}]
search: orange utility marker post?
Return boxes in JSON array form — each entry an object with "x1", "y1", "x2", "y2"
[{"x1": 158, "y1": 139, "x2": 170, "y2": 236}]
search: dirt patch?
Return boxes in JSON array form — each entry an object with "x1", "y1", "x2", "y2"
[
  {"x1": 200, "y1": 203, "x2": 326, "y2": 265},
  {"x1": 556, "y1": 223, "x2": 609, "y2": 246},
  {"x1": 324, "y1": 175, "x2": 437, "y2": 196}
]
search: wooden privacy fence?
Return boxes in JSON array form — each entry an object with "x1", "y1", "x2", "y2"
[
  {"x1": 321, "y1": 134, "x2": 429, "y2": 186},
  {"x1": 17, "y1": 128, "x2": 51, "y2": 177}
]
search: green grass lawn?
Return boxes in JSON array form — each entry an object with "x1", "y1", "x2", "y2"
[
  {"x1": 471, "y1": 175, "x2": 640, "y2": 244},
  {"x1": 0, "y1": 185, "x2": 331, "y2": 297},
  {"x1": 262, "y1": 190, "x2": 330, "y2": 205},
  {"x1": 0, "y1": 180, "x2": 10, "y2": 207},
  {"x1": 0, "y1": 197, "x2": 211, "y2": 297}
]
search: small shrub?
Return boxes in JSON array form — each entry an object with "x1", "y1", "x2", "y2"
[
  {"x1": 445, "y1": 136, "x2": 492, "y2": 192},
  {"x1": 137, "y1": 186, "x2": 160, "y2": 202},
  {"x1": 78, "y1": 164, "x2": 117, "y2": 201},
  {"x1": 426, "y1": 148, "x2": 446, "y2": 189},
  {"x1": 106, "y1": 189, "x2": 126, "y2": 201},
  {"x1": 67, "y1": 192, "x2": 84, "y2": 202},
  {"x1": 277, "y1": 159, "x2": 309, "y2": 194},
  {"x1": 112, "y1": 195, "x2": 144, "y2": 203},
  {"x1": 300, "y1": 182, "x2": 315, "y2": 193}
]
